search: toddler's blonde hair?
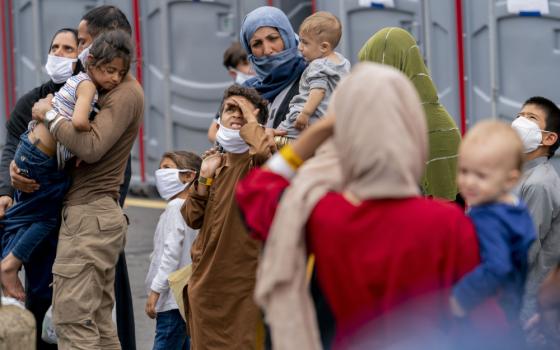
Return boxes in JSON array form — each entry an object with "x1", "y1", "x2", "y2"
[
  {"x1": 461, "y1": 120, "x2": 525, "y2": 171},
  {"x1": 299, "y1": 11, "x2": 342, "y2": 49}
]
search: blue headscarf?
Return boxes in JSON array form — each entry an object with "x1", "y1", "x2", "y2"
[{"x1": 240, "y1": 6, "x2": 306, "y2": 102}]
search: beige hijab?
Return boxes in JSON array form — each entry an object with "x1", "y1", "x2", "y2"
[{"x1": 255, "y1": 63, "x2": 427, "y2": 349}]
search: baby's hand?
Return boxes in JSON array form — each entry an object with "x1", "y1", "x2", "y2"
[
  {"x1": 295, "y1": 113, "x2": 309, "y2": 131},
  {"x1": 449, "y1": 296, "x2": 466, "y2": 317}
]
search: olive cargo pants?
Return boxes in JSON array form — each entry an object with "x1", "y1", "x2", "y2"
[{"x1": 52, "y1": 196, "x2": 127, "y2": 350}]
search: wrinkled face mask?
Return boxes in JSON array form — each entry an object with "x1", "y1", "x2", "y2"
[
  {"x1": 216, "y1": 125, "x2": 250, "y2": 154},
  {"x1": 511, "y1": 116, "x2": 547, "y2": 153},
  {"x1": 45, "y1": 55, "x2": 77, "y2": 83},
  {"x1": 78, "y1": 44, "x2": 91, "y2": 66},
  {"x1": 155, "y1": 168, "x2": 193, "y2": 200}
]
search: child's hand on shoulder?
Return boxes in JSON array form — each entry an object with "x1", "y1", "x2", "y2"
[
  {"x1": 145, "y1": 290, "x2": 160, "y2": 319},
  {"x1": 295, "y1": 112, "x2": 310, "y2": 131}
]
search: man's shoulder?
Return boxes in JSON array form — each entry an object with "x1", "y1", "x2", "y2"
[{"x1": 104, "y1": 75, "x2": 144, "y2": 102}]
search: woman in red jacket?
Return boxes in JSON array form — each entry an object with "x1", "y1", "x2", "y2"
[{"x1": 236, "y1": 63, "x2": 481, "y2": 349}]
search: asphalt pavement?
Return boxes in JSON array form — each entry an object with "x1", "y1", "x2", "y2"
[{"x1": 123, "y1": 197, "x2": 167, "y2": 350}]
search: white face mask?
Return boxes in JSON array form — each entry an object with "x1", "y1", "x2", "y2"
[
  {"x1": 511, "y1": 116, "x2": 545, "y2": 153},
  {"x1": 233, "y1": 69, "x2": 254, "y2": 85},
  {"x1": 155, "y1": 168, "x2": 193, "y2": 200},
  {"x1": 45, "y1": 55, "x2": 77, "y2": 83},
  {"x1": 78, "y1": 44, "x2": 91, "y2": 66},
  {"x1": 216, "y1": 124, "x2": 249, "y2": 154}
]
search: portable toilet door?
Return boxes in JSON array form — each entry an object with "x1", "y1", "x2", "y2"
[
  {"x1": 464, "y1": 0, "x2": 560, "y2": 126},
  {"x1": 314, "y1": 0, "x2": 461, "y2": 129}
]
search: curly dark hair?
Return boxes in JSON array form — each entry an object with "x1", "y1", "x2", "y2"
[
  {"x1": 87, "y1": 30, "x2": 133, "y2": 75},
  {"x1": 220, "y1": 85, "x2": 269, "y2": 124}
]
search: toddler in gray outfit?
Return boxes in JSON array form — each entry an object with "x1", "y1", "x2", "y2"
[{"x1": 277, "y1": 11, "x2": 350, "y2": 141}]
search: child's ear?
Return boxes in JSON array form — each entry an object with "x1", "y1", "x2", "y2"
[
  {"x1": 181, "y1": 171, "x2": 196, "y2": 184},
  {"x1": 543, "y1": 131, "x2": 558, "y2": 147},
  {"x1": 320, "y1": 42, "x2": 331, "y2": 53}
]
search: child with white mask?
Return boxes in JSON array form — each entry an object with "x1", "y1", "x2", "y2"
[
  {"x1": 223, "y1": 42, "x2": 255, "y2": 85},
  {"x1": 181, "y1": 85, "x2": 271, "y2": 347},
  {"x1": 207, "y1": 43, "x2": 256, "y2": 143},
  {"x1": 511, "y1": 97, "x2": 560, "y2": 337},
  {"x1": 145, "y1": 150, "x2": 201, "y2": 350}
]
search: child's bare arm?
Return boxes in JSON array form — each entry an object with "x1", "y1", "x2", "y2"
[
  {"x1": 72, "y1": 80, "x2": 97, "y2": 131},
  {"x1": 295, "y1": 88, "x2": 326, "y2": 130}
]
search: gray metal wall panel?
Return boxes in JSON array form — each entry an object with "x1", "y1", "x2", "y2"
[
  {"x1": 316, "y1": 0, "x2": 423, "y2": 62},
  {"x1": 425, "y1": 0, "x2": 460, "y2": 127},
  {"x1": 271, "y1": 0, "x2": 312, "y2": 31},
  {"x1": 315, "y1": 0, "x2": 460, "y2": 125},
  {"x1": 465, "y1": 0, "x2": 560, "y2": 126},
  {"x1": 141, "y1": 0, "x2": 236, "y2": 182}
]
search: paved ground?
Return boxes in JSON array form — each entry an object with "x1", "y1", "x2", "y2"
[
  {"x1": 123, "y1": 198, "x2": 167, "y2": 350},
  {"x1": 3, "y1": 197, "x2": 177, "y2": 349}
]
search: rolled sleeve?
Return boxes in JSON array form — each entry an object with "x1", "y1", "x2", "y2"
[{"x1": 306, "y1": 61, "x2": 329, "y2": 91}]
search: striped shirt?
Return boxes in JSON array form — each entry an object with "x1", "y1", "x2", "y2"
[{"x1": 51, "y1": 72, "x2": 98, "y2": 169}]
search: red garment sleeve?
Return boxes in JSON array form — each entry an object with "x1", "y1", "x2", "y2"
[{"x1": 236, "y1": 168, "x2": 290, "y2": 241}]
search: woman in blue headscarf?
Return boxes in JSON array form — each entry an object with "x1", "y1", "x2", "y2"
[
  {"x1": 240, "y1": 6, "x2": 307, "y2": 129},
  {"x1": 207, "y1": 7, "x2": 305, "y2": 142}
]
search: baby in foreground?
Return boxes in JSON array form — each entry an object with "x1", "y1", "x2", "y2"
[{"x1": 451, "y1": 120, "x2": 535, "y2": 324}]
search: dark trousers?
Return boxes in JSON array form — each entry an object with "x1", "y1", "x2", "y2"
[
  {"x1": 25, "y1": 228, "x2": 58, "y2": 350},
  {"x1": 116, "y1": 156, "x2": 136, "y2": 350},
  {"x1": 153, "y1": 309, "x2": 190, "y2": 350}
]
